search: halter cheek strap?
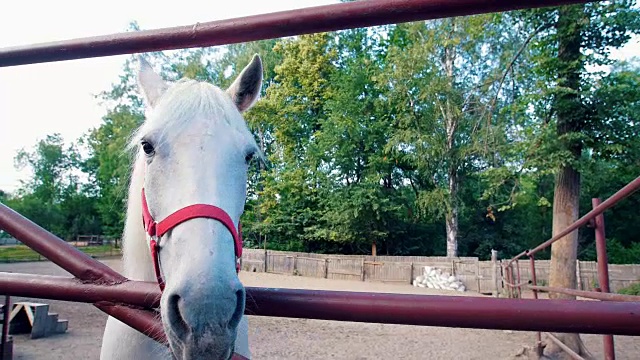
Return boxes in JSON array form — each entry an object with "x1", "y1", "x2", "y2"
[
  {"x1": 141, "y1": 188, "x2": 243, "y2": 291},
  {"x1": 141, "y1": 189, "x2": 247, "y2": 360}
]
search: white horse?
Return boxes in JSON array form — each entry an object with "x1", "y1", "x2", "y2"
[{"x1": 100, "y1": 54, "x2": 264, "y2": 360}]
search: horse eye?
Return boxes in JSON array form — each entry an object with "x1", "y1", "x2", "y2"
[
  {"x1": 141, "y1": 141, "x2": 155, "y2": 156},
  {"x1": 245, "y1": 152, "x2": 255, "y2": 164}
]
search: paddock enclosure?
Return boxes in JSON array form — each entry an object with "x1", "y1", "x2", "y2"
[
  {"x1": 1, "y1": 0, "x2": 639, "y2": 359},
  {"x1": 3, "y1": 260, "x2": 640, "y2": 360}
]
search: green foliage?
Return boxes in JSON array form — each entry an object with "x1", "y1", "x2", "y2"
[
  {"x1": 3, "y1": 134, "x2": 100, "y2": 240},
  {"x1": 581, "y1": 239, "x2": 640, "y2": 264},
  {"x1": 83, "y1": 105, "x2": 144, "y2": 238},
  {"x1": 618, "y1": 281, "x2": 640, "y2": 296},
  {"x1": 13, "y1": 133, "x2": 79, "y2": 203},
  {"x1": 2, "y1": 9, "x2": 640, "y2": 262}
]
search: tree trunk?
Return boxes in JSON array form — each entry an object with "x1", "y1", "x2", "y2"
[
  {"x1": 258, "y1": 125, "x2": 266, "y2": 249},
  {"x1": 446, "y1": 170, "x2": 459, "y2": 258},
  {"x1": 546, "y1": 167, "x2": 593, "y2": 359},
  {"x1": 444, "y1": 18, "x2": 459, "y2": 258},
  {"x1": 544, "y1": 5, "x2": 592, "y2": 359}
]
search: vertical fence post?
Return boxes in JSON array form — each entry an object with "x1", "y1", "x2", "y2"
[
  {"x1": 409, "y1": 262, "x2": 414, "y2": 285},
  {"x1": 293, "y1": 255, "x2": 298, "y2": 275},
  {"x1": 491, "y1": 250, "x2": 499, "y2": 297},
  {"x1": 263, "y1": 249, "x2": 268, "y2": 273},
  {"x1": 593, "y1": 197, "x2": 615, "y2": 360},
  {"x1": 503, "y1": 265, "x2": 509, "y2": 298},
  {"x1": 324, "y1": 258, "x2": 329, "y2": 279},
  {"x1": 576, "y1": 259, "x2": 582, "y2": 290},
  {"x1": 504, "y1": 264, "x2": 512, "y2": 298},
  {"x1": 476, "y1": 259, "x2": 481, "y2": 293},
  {"x1": 529, "y1": 255, "x2": 543, "y2": 357},
  {"x1": 515, "y1": 259, "x2": 522, "y2": 298}
]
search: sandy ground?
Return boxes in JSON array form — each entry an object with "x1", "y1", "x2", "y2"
[{"x1": 1, "y1": 259, "x2": 638, "y2": 360}]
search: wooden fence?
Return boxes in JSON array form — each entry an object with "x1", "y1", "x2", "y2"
[
  {"x1": 241, "y1": 249, "x2": 640, "y2": 294},
  {"x1": 503, "y1": 259, "x2": 640, "y2": 293},
  {"x1": 242, "y1": 249, "x2": 494, "y2": 292}
]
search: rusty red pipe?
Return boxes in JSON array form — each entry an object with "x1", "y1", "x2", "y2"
[
  {"x1": 529, "y1": 255, "x2": 543, "y2": 357},
  {"x1": 2, "y1": 272, "x2": 640, "y2": 336},
  {"x1": 0, "y1": 203, "x2": 162, "y2": 340},
  {"x1": 0, "y1": 203, "x2": 124, "y2": 283},
  {"x1": 515, "y1": 259, "x2": 522, "y2": 298},
  {"x1": 13, "y1": 277, "x2": 166, "y2": 345},
  {"x1": 593, "y1": 198, "x2": 611, "y2": 295},
  {"x1": 593, "y1": 198, "x2": 616, "y2": 360},
  {"x1": 529, "y1": 256, "x2": 539, "y2": 300},
  {"x1": 0, "y1": 272, "x2": 160, "y2": 308},
  {"x1": 247, "y1": 288, "x2": 639, "y2": 335},
  {"x1": 527, "y1": 285, "x2": 640, "y2": 302},
  {"x1": 0, "y1": 0, "x2": 597, "y2": 67}
]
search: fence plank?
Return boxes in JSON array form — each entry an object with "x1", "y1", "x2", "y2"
[{"x1": 236, "y1": 248, "x2": 639, "y2": 293}]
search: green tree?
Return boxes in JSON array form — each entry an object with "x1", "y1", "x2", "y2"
[
  {"x1": 13, "y1": 13, "x2": 638, "y2": 268},
  {"x1": 14, "y1": 133, "x2": 79, "y2": 203},
  {"x1": 379, "y1": 14, "x2": 527, "y2": 257},
  {"x1": 83, "y1": 105, "x2": 144, "y2": 238},
  {"x1": 254, "y1": 33, "x2": 336, "y2": 251},
  {"x1": 8, "y1": 134, "x2": 99, "y2": 239},
  {"x1": 518, "y1": 2, "x2": 640, "y2": 357}
]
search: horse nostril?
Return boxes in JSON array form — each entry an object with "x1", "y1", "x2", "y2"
[
  {"x1": 166, "y1": 293, "x2": 190, "y2": 339},
  {"x1": 229, "y1": 287, "x2": 245, "y2": 329}
]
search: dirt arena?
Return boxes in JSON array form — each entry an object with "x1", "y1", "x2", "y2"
[{"x1": 2, "y1": 259, "x2": 638, "y2": 359}]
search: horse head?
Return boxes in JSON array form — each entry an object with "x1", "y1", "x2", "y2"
[{"x1": 134, "y1": 54, "x2": 263, "y2": 359}]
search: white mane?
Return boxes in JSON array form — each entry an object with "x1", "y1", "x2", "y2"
[{"x1": 128, "y1": 79, "x2": 258, "y2": 153}]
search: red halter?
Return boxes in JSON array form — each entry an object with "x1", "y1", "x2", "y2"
[{"x1": 141, "y1": 188, "x2": 243, "y2": 292}]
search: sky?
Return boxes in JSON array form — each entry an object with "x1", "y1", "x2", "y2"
[
  {"x1": 0, "y1": 0, "x2": 337, "y2": 193},
  {"x1": 0, "y1": 0, "x2": 638, "y2": 194}
]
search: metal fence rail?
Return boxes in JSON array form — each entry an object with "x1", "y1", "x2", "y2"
[
  {"x1": 0, "y1": 0, "x2": 593, "y2": 67},
  {"x1": 1, "y1": 271, "x2": 639, "y2": 336},
  {"x1": 502, "y1": 176, "x2": 640, "y2": 359},
  {"x1": 0, "y1": 203, "x2": 166, "y2": 344}
]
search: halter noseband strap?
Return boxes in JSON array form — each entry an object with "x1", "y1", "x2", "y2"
[{"x1": 141, "y1": 188, "x2": 243, "y2": 291}]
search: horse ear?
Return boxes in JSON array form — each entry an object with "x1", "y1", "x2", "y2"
[
  {"x1": 226, "y1": 54, "x2": 263, "y2": 112},
  {"x1": 137, "y1": 56, "x2": 168, "y2": 108}
]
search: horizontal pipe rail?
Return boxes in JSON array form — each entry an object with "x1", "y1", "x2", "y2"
[
  {"x1": 0, "y1": 0, "x2": 596, "y2": 67},
  {"x1": 528, "y1": 285, "x2": 640, "y2": 302},
  {"x1": 1, "y1": 272, "x2": 639, "y2": 336},
  {"x1": 0, "y1": 272, "x2": 160, "y2": 308},
  {"x1": 245, "y1": 289, "x2": 639, "y2": 336}
]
